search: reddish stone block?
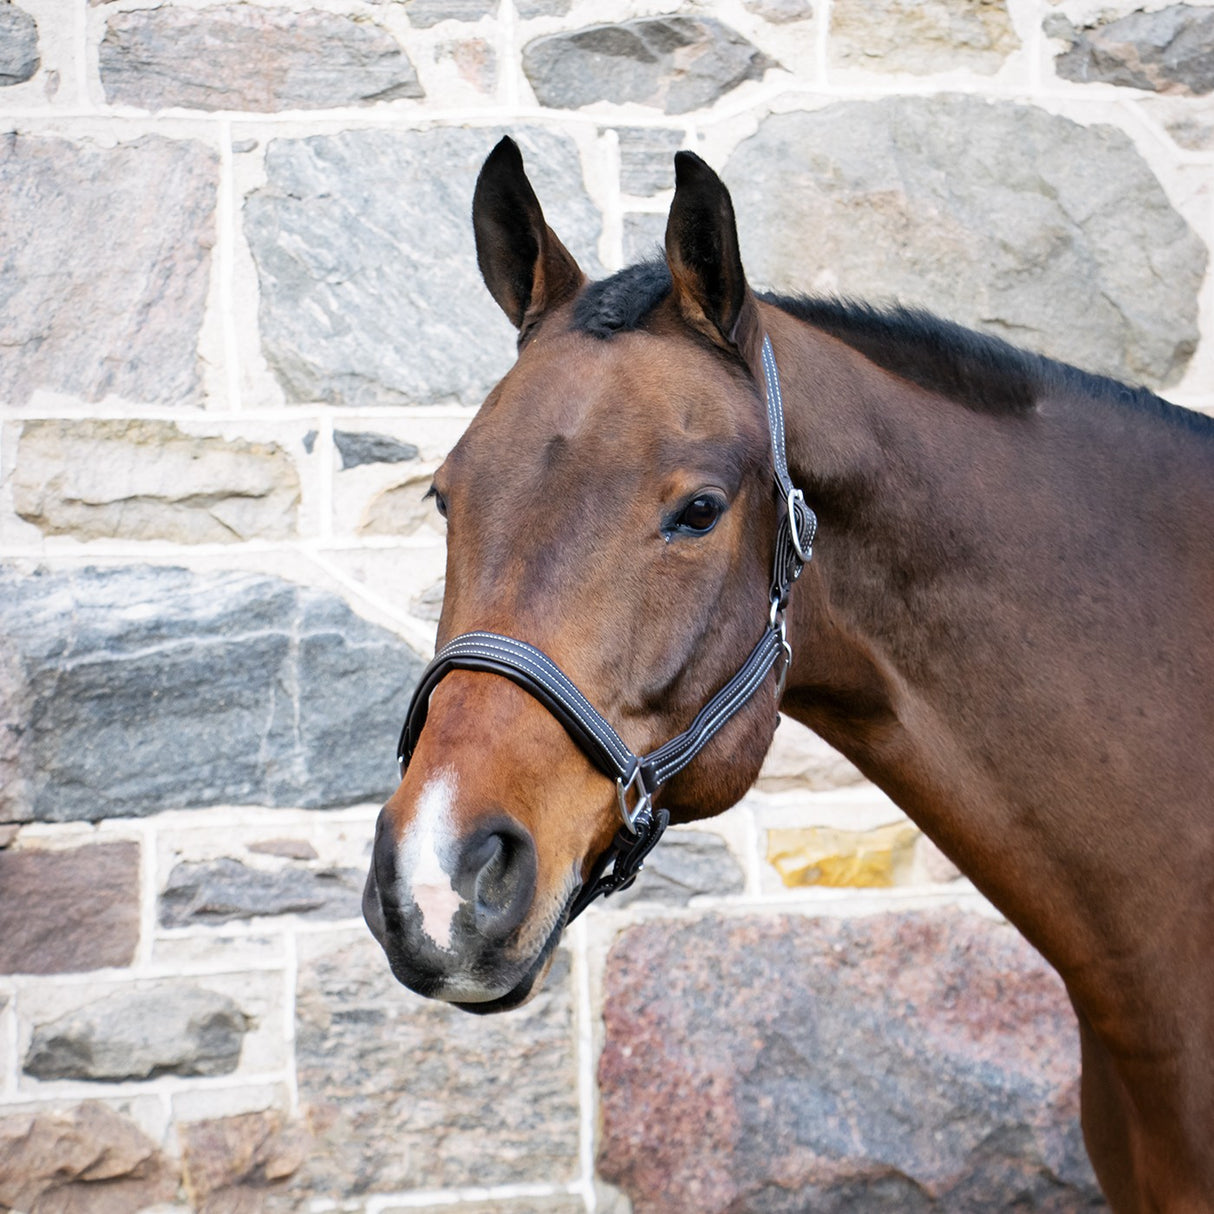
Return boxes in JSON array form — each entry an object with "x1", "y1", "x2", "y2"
[
  {"x1": 180, "y1": 1109, "x2": 307, "y2": 1212},
  {"x1": 598, "y1": 910, "x2": 1104, "y2": 1213},
  {"x1": 0, "y1": 1102, "x2": 178, "y2": 1214},
  {"x1": 0, "y1": 842, "x2": 139, "y2": 974}
]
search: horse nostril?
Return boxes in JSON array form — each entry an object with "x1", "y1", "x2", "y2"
[{"x1": 458, "y1": 820, "x2": 537, "y2": 941}]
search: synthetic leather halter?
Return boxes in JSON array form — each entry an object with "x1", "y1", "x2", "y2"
[{"x1": 396, "y1": 334, "x2": 816, "y2": 922}]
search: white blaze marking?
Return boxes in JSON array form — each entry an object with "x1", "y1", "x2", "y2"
[{"x1": 401, "y1": 769, "x2": 463, "y2": 951}]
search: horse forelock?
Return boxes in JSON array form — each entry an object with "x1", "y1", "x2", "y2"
[{"x1": 572, "y1": 258, "x2": 672, "y2": 338}]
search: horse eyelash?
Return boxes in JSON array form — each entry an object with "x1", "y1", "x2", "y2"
[{"x1": 423, "y1": 484, "x2": 448, "y2": 517}]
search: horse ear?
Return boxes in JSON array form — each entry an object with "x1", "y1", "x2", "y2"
[
  {"x1": 473, "y1": 137, "x2": 585, "y2": 331},
  {"x1": 665, "y1": 151, "x2": 761, "y2": 360}
]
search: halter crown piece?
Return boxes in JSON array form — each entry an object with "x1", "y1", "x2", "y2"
[{"x1": 397, "y1": 335, "x2": 816, "y2": 922}]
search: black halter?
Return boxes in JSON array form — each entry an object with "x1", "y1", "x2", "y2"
[{"x1": 396, "y1": 335, "x2": 815, "y2": 921}]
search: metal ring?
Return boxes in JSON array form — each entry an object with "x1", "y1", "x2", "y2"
[
  {"x1": 775, "y1": 613, "x2": 793, "y2": 702},
  {"x1": 787, "y1": 488, "x2": 811, "y2": 564}
]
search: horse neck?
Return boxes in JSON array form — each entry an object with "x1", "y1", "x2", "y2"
[{"x1": 767, "y1": 307, "x2": 1214, "y2": 1015}]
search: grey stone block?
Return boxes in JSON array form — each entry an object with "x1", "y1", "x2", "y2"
[
  {"x1": 622, "y1": 212, "x2": 667, "y2": 265},
  {"x1": 611, "y1": 830, "x2": 744, "y2": 907},
  {"x1": 13, "y1": 420, "x2": 300, "y2": 543},
  {"x1": 832, "y1": 0, "x2": 1017, "y2": 74},
  {"x1": 0, "y1": 5, "x2": 38, "y2": 85},
  {"x1": 726, "y1": 97, "x2": 1205, "y2": 387},
  {"x1": 334, "y1": 430, "x2": 421, "y2": 470},
  {"x1": 25, "y1": 987, "x2": 249, "y2": 1081},
  {"x1": 160, "y1": 857, "x2": 365, "y2": 926},
  {"x1": 617, "y1": 127, "x2": 684, "y2": 195},
  {"x1": 287, "y1": 932, "x2": 579, "y2": 1197},
  {"x1": 599, "y1": 910, "x2": 1102, "y2": 1212},
  {"x1": 743, "y1": 0, "x2": 812, "y2": 24},
  {"x1": 0, "y1": 565, "x2": 424, "y2": 822},
  {"x1": 1048, "y1": 6, "x2": 1214, "y2": 96},
  {"x1": 0, "y1": 134, "x2": 216, "y2": 407},
  {"x1": 516, "y1": 0, "x2": 570, "y2": 16},
  {"x1": 244, "y1": 126, "x2": 601, "y2": 407},
  {"x1": 100, "y1": 6, "x2": 423, "y2": 111},
  {"x1": 404, "y1": 0, "x2": 498, "y2": 27},
  {"x1": 523, "y1": 17, "x2": 774, "y2": 114}
]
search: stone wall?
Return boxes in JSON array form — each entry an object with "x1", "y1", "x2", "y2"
[{"x1": 1, "y1": 0, "x2": 1210, "y2": 1208}]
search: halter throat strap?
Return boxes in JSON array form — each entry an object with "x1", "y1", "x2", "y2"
[{"x1": 395, "y1": 335, "x2": 815, "y2": 921}]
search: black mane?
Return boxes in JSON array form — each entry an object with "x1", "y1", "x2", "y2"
[{"x1": 571, "y1": 259, "x2": 1209, "y2": 433}]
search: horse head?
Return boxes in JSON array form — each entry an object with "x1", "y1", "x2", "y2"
[{"x1": 363, "y1": 138, "x2": 792, "y2": 1011}]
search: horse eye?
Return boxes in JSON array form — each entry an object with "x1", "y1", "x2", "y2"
[
  {"x1": 425, "y1": 485, "x2": 448, "y2": 518},
  {"x1": 675, "y1": 495, "x2": 723, "y2": 534}
]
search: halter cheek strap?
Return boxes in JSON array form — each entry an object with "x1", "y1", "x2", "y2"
[{"x1": 395, "y1": 335, "x2": 815, "y2": 922}]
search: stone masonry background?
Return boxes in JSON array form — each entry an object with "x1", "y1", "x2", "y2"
[{"x1": 0, "y1": 0, "x2": 1211, "y2": 1209}]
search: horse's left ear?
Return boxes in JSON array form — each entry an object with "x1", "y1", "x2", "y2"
[
  {"x1": 665, "y1": 151, "x2": 762, "y2": 364},
  {"x1": 473, "y1": 137, "x2": 585, "y2": 332}
]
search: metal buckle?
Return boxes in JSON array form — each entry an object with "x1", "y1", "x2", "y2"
[
  {"x1": 615, "y1": 765, "x2": 653, "y2": 834},
  {"x1": 787, "y1": 488, "x2": 811, "y2": 564},
  {"x1": 770, "y1": 599, "x2": 793, "y2": 701}
]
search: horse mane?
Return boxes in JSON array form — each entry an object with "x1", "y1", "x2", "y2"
[{"x1": 572, "y1": 259, "x2": 1210, "y2": 434}]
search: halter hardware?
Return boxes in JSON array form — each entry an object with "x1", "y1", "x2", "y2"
[
  {"x1": 395, "y1": 334, "x2": 815, "y2": 922},
  {"x1": 787, "y1": 487, "x2": 812, "y2": 564},
  {"x1": 616, "y1": 765, "x2": 654, "y2": 833}
]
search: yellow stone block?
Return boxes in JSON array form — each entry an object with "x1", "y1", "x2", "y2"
[{"x1": 767, "y1": 821, "x2": 920, "y2": 888}]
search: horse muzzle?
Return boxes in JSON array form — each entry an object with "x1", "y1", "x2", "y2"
[{"x1": 362, "y1": 800, "x2": 562, "y2": 1012}]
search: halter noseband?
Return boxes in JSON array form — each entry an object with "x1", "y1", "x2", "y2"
[{"x1": 396, "y1": 335, "x2": 816, "y2": 922}]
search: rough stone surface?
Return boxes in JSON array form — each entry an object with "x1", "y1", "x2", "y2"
[
  {"x1": 768, "y1": 821, "x2": 920, "y2": 887},
  {"x1": 919, "y1": 835, "x2": 964, "y2": 883},
  {"x1": 289, "y1": 932, "x2": 578, "y2": 1197},
  {"x1": 727, "y1": 97, "x2": 1205, "y2": 386},
  {"x1": 101, "y1": 7, "x2": 423, "y2": 111},
  {"x1": 13, "y1": 420, "x2": 300, "y2": 543},
  {"x1": 617, "y1": 126, "x2": 683, "y2": 195},
  {"x1": 0, "y1": 566, "x2": 424, "y2": 822},
  {"x1": 1048, "y1": 6, "x2": 1214, "y2": 95},
  {"x1": 334, "y1": 429, "x2": 421, "y2": 470},
  {"x1": 598, "y1": 910, "x2": 1102, "y2": 1213},
  {"x1": 361, "y1": 470, "x2": 447, "y2": 536},
  {"x1": 612, "y1": 829, "x2": 744, "y2": 906},
  {"x1": 0, "y1": 1103, "x2": 179, "y2": 1214},
  {"x1": 756, "y1": 719, "x2": 867, "y2": 791},
  {"x1": 160, "y1": 857, "x2": 364, "y2": 926},
  {"x1": 743, "y1": 0, "x2": 812, "y2": 23},
  {"x1": 0, "y1": 134, "x2": 217, "y2": 407},
  {"x1": 445, "y1": 35, "x2": 497, "y2": 91},
  {"x1": 180, "y1": 1109, "x2": 307, "y2": 1212},
  {"x1": 381, "y1": 1201, "x2": 583, "y2": 1214},
  {"x1": 523, "y1": 18, "x2": 774, "y2": 114},
  {"x1": 832, "y1": 0, "x2": 1017, "y2": 74},
  {"x1": 247, "y1": 837, "x2": 319, "y2": 861},
  {"x1": 404, "y1": 0, "x2": 498, "y2": 26},
  {"x1": 0, "y1": 4, "x2": 38, "y2": 85},
  {"x1": 244, "y1": 126, "x2": 600, "y2": 407},
  {"x1": 411, "y1": 577, "x2": 446, "y2": 621},
  {"x1": 1155, "y1": 106, "x2": 1214, "y2": 150},
  {"x1": 25, "y1": 986, "x2": 250, "y2": 1081},
  {"x1": 623, "y1": 211, "x2": 668, "y2": 263},
  {"x1": 0, "y1": 843, "x2": 139, "y2": 974},
  {"x1": 516, "y1": 0, "x2": 570, "y2": 16}
]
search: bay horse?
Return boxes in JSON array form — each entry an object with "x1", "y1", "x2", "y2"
[{"x1": 363, "y1": 137, "x2": 1214, "y2": 1211}]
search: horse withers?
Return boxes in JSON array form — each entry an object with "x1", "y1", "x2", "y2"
[{"x1": 362, "y1": 138, "x2": 1214, "y2": 1210}]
